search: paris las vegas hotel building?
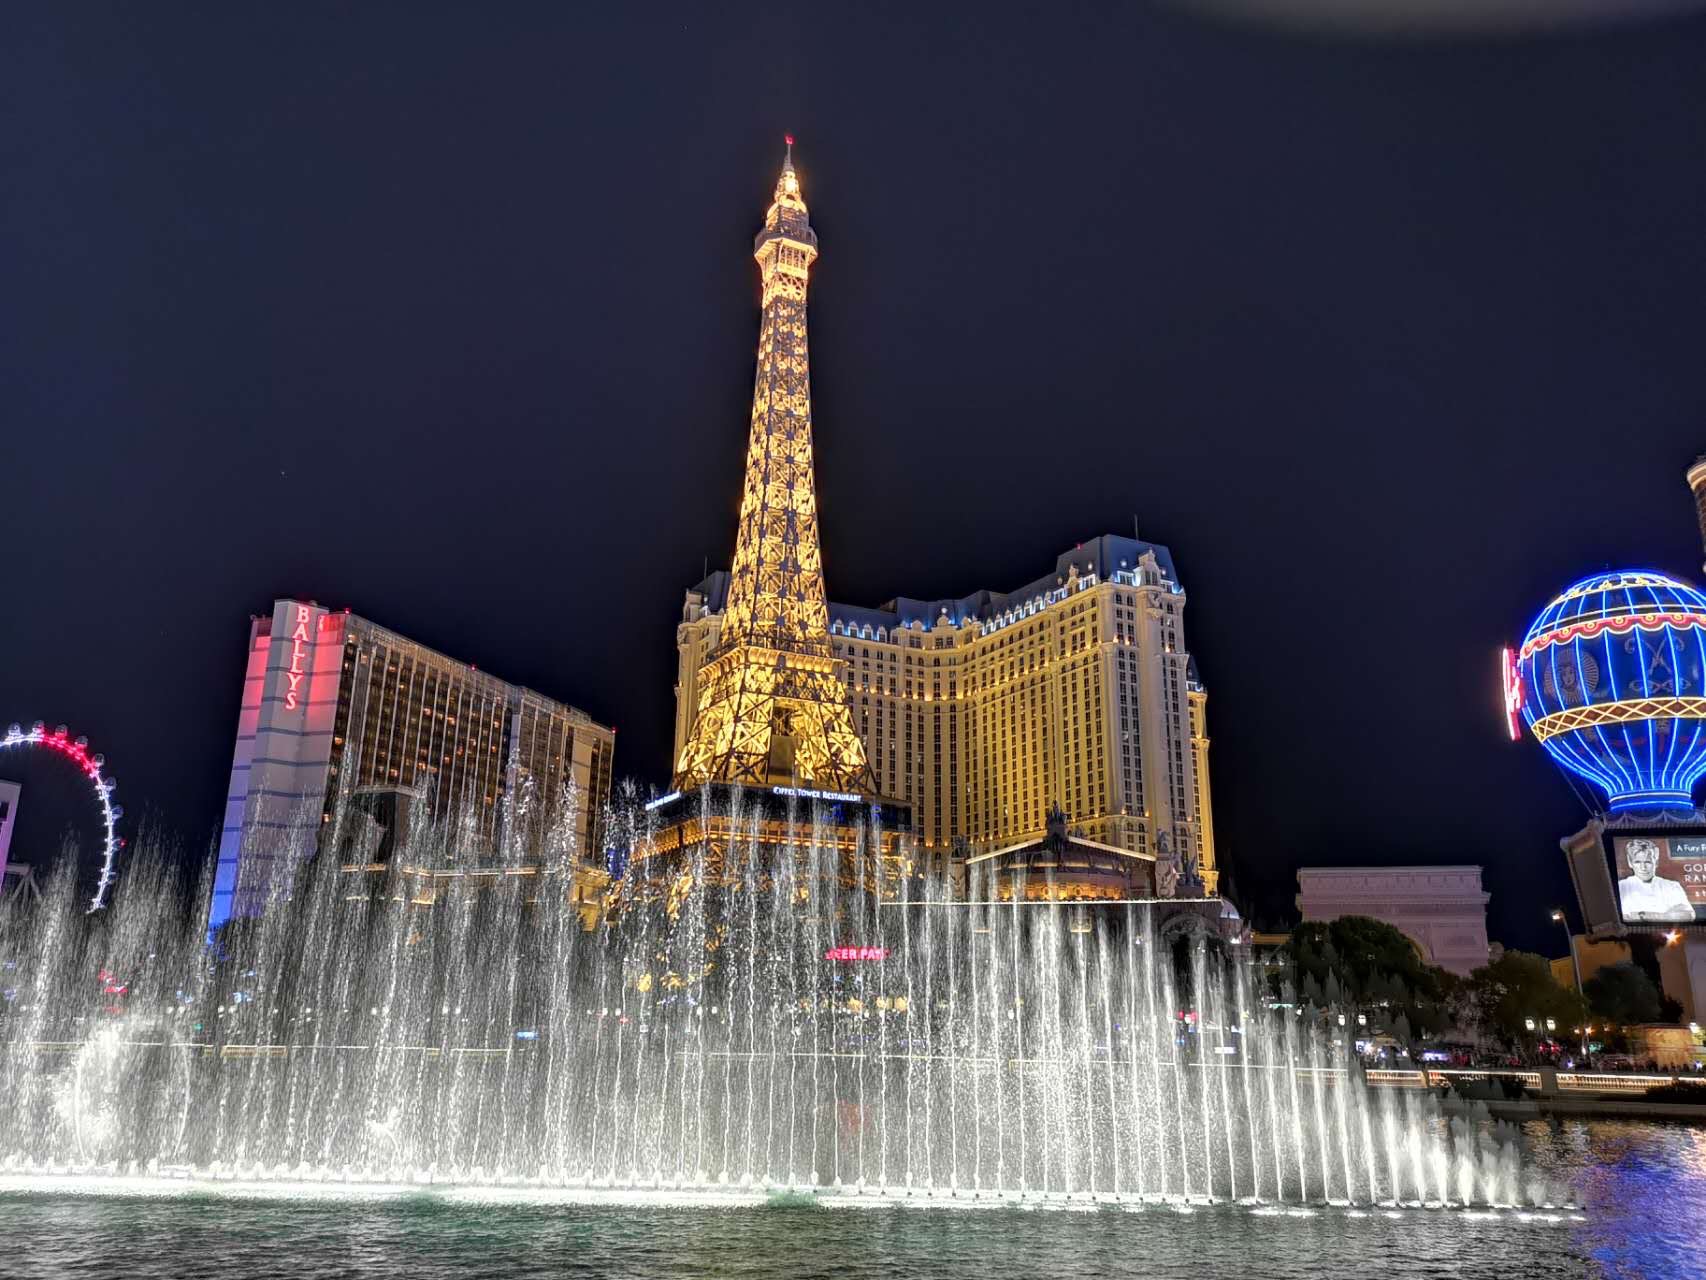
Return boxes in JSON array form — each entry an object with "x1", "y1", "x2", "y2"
[
  {"x1": 674, "y1": 540, "x2": 1218, "y2": 891},
  {"x1": 667, "y1": 142, "x2": 1218, "y2": 890}
]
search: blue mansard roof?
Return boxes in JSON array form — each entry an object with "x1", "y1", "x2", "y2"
[{"x1": 687, "y1": 534, "x2": 1184, "y2": 637}]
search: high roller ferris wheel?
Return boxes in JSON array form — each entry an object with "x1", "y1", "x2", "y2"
[{"x1": 0, "y1": 721, "x2": 124, "y2": 911}]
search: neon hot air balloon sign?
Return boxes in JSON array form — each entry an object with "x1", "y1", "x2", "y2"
[{"x1": 1512, "y1": 570, "x2": 1706, "y2": 814}]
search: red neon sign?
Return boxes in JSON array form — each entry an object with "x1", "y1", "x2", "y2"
[
  {"x1": 285, "y1": 604, "x2": 311, "y2": 710},
  {"x1": 1501, "y1": 646, "x2": 1524, "y2": 741},
  {"x1": 824, "y1": 946, "x2": 889, "y2": 962}
]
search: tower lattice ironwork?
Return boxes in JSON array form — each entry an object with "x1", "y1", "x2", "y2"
[{"x1": 673, "y1": 141, "x2": 872, "y2": 794}]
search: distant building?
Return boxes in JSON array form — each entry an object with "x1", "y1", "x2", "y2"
[
  {"x1": 1549, "y1": 936, "x2": 1630, "y2": 992},
  {"x1": 212, "y1": 599, "x2": 615, "y2": 933},
  {"x1": 1687, "y1": 454, "x2": 1706, "y2": 574},
  {"x1": 0, "y1": 780, "x2": 17, "y2": 891},
  {"x1": 676, "y1": 532, "x2": 1216, "y2": 888},
  {"x1": 1295, "y1": 866, "x2": 1491, "y2": 977},
  {"x1": 966, "y1": 803, "x2": 1159, "y2": 902}
]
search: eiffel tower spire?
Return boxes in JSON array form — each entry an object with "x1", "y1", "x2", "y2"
[{"x1": 673, "y1": 140, "x2": 871, "y2": 793}]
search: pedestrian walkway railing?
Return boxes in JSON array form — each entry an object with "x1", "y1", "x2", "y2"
[
  {"x1": 1554, "y1": 1071, "x2": 1700, "y2": 1094},
  {"x1": 1429, "y1": 1067, "x2": 1545, "y2": 1090},
  {"x1": 1361, "y1": 1066, "x2": 1705, "y2": 1095}
]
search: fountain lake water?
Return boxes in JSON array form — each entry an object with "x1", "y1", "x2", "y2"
[{"x1": 0, "y1": 790, "x2": 1550, "y2": 1209}]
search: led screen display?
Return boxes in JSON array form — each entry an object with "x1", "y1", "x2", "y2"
[{"x1": 1608, "y1": 834, "x2": 1706, "y2": 926}]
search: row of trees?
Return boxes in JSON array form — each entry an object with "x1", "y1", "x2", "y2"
[{"x1": 1280, "y1": 916, "x2": 1676, "y2": 1055}]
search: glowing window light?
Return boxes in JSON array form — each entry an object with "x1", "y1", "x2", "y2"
[{"x1": 0, "y1": 721, "x2": 123, "y2": 910}]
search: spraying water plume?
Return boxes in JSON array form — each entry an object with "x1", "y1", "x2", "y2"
[{"x1": 0, "y1": 788, "x2": 1548, "y2": 1207}]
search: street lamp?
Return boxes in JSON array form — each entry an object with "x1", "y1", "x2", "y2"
[{"x1": 1551, "y1": 907, "x2": 1590, "y2": 1060}]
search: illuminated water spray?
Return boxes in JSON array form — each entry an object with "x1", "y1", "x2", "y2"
[{"x1": 0, "y1": 791, "x2": 1544, "y2": 1210}]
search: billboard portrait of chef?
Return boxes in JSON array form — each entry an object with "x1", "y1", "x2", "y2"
[{"x1": 1617, "y1": 837, "x2": 1695, "y2": 923}]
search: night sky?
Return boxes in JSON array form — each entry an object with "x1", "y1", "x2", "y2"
[{"x1": 6, "y1": 5, "x2": 1706, "y2": 953}]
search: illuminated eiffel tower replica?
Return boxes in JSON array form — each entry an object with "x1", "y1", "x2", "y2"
[{"x1": 630, "y1": 140, "x2": 914, "y2": 901}]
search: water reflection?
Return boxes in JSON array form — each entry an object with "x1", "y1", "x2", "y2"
[
  {"x1": 1522, "y1": 1120, "x2": 1706, "y2": 1273},
  {"x1": 4, "y1": 1117, "x2": 1695, "y2": 1277}
]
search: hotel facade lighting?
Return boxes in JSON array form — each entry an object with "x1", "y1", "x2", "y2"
[
  {"x1": 676, "y1": 533, "x2": 1217, "y2": 891},
  {"x1": 212, "y1": 599, "x2": 614, "y2": 932}
]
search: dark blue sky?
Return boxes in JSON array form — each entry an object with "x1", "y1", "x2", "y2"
[{"x1": 5, "y1": 4, "x2": 1705, "y2": 952}]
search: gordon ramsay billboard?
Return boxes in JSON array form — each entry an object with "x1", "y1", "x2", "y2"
[{"x1": 1609, "y1": 835, "x2": 1706, "y2": 926}]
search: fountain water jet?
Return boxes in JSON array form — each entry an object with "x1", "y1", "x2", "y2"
[{"x1": 0, "y1": 790, "x2": 1541, "y2": 1209}]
